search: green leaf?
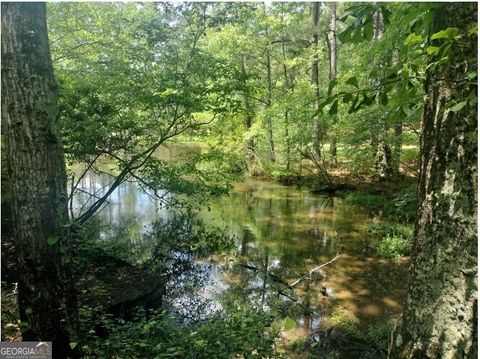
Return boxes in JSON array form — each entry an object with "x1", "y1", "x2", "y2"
[
  {"x1": 380, "y1": 6, "x2": 392, "y2": 26},
  {"x1": 346, "y1": 76, "x2": 359, "y2": 88},
  {"x1": 328, "y1": 79, "x2": 338, "y2": 96},
  {"x1": 426, "y1": 46, "x2": 440, "y2": 56},
  {"x1": 363, "y1": 17, "x2": 374, "y2": 41},
  {"x1": 431, "y1": 27, "x2": 459, "y2": 40},
  {"x1": 329, "y1": 100, "x2": 338, "y2": 116},
  {"x1": 404, "y1": 33, "x2": 423, "y2": 45},
  {"x1": 338, "y1": 27, "x2": 352, "y2": 43},
  {"x1": 271, "y1": 321, "x2": 282, "y2": 332},
  {"x1": 342, "y1": 93, "x2": 353, "y2": 103},
  {"x1": 316, "y1": 97, "x2": 334, "y2": 115},
  {"x1": 352, "y1": 27, "x2": 363, "y2": 44},
  {"x1": 47, "y1": 236, "x2": 60, "y2": 246},
  {"x1": 194, "y1": 339, "x2": 207, "y2": 348},
  {"x1": 69, "y1": 342, "x2": 78, "y2": 350},
  {"x1": 284, "y1": 317, "x2": 296, "y2": 331},
  {"x1": 466, "y1": 71, "x2": 477, "y2": 80},
  {"x1": 361, "y1": 94, "x2": 376, "y2": 107},
  {"x1": 380, "y1": 92, "x2": 388, "y2": 106},
  {"x1": 348, "y1": 95, "x2": 359, "y2": 114},
  {"x1": 449, "y1": 101, "x2": 466, "y2": 113}
]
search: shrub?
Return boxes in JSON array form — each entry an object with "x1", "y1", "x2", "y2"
[
  {"x1": 365, "y1": 223, "x2": 413, "y2": 259},
  {"x1": 81, "y1": 308, "x2": 279, "y2": 359},
  {"x1": 342, "y1": 184, "x2": 417, "y2": 223},
  {"x1": 391, "y1": 184, "x2": 417, "y2": 222},
  {"x1": 326, "y1": 307, "x2": 392, "y2": 359},
  {"x1": 376, "y1": 235, "x2": 412, "y2": 259}
]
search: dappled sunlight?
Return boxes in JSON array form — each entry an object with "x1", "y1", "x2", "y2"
[{"x1": 73, "y1": 170, "x2": 408, "y2": 339}]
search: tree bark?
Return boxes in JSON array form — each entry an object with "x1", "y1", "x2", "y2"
[
  {"x1": 311, "y1": 2, "x2": 322, "y2": 160},
  {"x1": 327, "y1": 3, "x2": 338, "y2": 167},
  {"x1": 393, "y1": 3, "x2": 477, "y2": 358},
  {"x1": 1, "y1": 3, "x2": 79, "y2": 357},
  {"x1": 265, "y1": 46, "x2": 276, "y2": 163},
  {"x1": 280, "y1": 16, "x2": 291, "y2": 172},
  {"x1": 393, "y1": 122, "x2": 402, "y2": 175},
  {"x1": 373, "y1": 8, "x2": 393, "y2": 179},
  {"x1": 240, "y1": 55, "x2": 255, "y2": 162}
]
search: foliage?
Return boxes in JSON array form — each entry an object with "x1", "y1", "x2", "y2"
[
  {"x1": 49, "y1": 3, "x2": 242, "y2": 223},
  {"x1": 1, "y1": 282, "x2": 20, "y2": 341},
  {"x1": 365, "y1": 223, "x2": 413, "y2": 259},
  {"x1": 80, "y1": 308, "x2": 279, "y2": 359},
  {"x1": 375, "y1": 235, "x2": 412, "y2": 259},
  {"x1": 330, "y1": 307, "x2": 363, "y2": 343},
  {"x1": 326, "y1": 307, "x2": 392, "y2": 359},
  {"x1": 72, "y1": 213, "x2": 235, "y2": 274},
  {"x1": 47, "y1": 1, "x2": 432, "y2": 189},
  {"x1": 365, "y1": 222, "x2": 412, "y2": 238},
  {"x1": 341, "y1": 184, "x2": 417, "y2": 223},
  {"x1": 390, "y1": 184, "x2": 417, "y2": 222},
  {"x1": 1, "y1": 2, "x2": 475, "y2": 358}
]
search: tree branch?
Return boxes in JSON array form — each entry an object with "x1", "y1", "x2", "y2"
[{"x1": 288, "y1": 253, "x2": 341, "y2": 288}]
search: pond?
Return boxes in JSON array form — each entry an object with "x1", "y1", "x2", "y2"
[{"x1": 71, "y1": 151, "x2": 408, "y2": 345}]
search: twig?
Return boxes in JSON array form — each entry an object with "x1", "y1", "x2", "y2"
[
  {"x1": 289, "y1": 253, "x2": 341, "y2": 288},
  {"x1": 387, "y1": 314, "x2": 403, "y2": 359}
]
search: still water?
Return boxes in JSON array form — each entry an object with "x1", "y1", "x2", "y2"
[{"x1": 71, "y1": 152, "x2": 407, "y2": 341}]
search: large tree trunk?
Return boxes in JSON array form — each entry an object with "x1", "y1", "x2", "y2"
[
  {"x1": 326, "y1": 3, "x2": 338, "y2": 167},
  {"x1": 1, "y1": 3, "x2": 79, "y2": 357},
  {"x1": 393, "y1": 3, "x2": 477, "y2": 358}
]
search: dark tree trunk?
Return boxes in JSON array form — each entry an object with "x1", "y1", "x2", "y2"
[
  {"x1": 393, "y1": 3, "x2": 477, "y2": 358},
  {"x1": 327, "y1": 3, "x2": 338, "y2": 167},
  {"x1": 1, "y1": 3, "x2": 79, "y2": 357}
]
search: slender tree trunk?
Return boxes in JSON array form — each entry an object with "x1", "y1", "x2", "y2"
[
  {"x1": 393, "y1": 3, "x2": 477, "y2": 358},
  {"x1": 281, "y1": 36, "x2": 291, "y2": 172},
  {"x1": 392, "y1": 48, "x2": 403, "y2": 176},
  {"x1": 327, "y1": 3, "x2": 338, "y2": 167},
  {"x1": 393, "y1": 123, "x2": 402, "y2": 174},
  {"x1": 1, "y1": 3, "x2": 79, "y2": 357},
  {"x1": 311, "y1": 2, "x2": 322, "y2": 160},
  {"x1": 265, "y1": 46, "x2": 276, "y2": 163},
  {"x1": 373, "y1": 8, "x2": 393, "y2": 179},
  {"x1": 283, "y1": 104, "x2": 291, "y2": 171},
  {"x1": 240, "y1": 55, "x2": 255, "y2": 162}
]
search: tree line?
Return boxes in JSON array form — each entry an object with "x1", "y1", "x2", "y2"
[{"x1": 1, "y1": 2, "x2": 477, "y2": 358}]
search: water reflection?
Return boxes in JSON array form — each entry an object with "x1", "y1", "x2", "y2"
[{"x1": 72, "y1": 169, "x2": 407, "y2": 336}]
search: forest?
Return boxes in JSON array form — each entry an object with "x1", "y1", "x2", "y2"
[{"x1": 0, "y1": 2, "x2": 477, "y2": 359}]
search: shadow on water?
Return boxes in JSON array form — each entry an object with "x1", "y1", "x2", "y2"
[{"x1": 72, "y1": 163, "x2": 408, "y2": 344}]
